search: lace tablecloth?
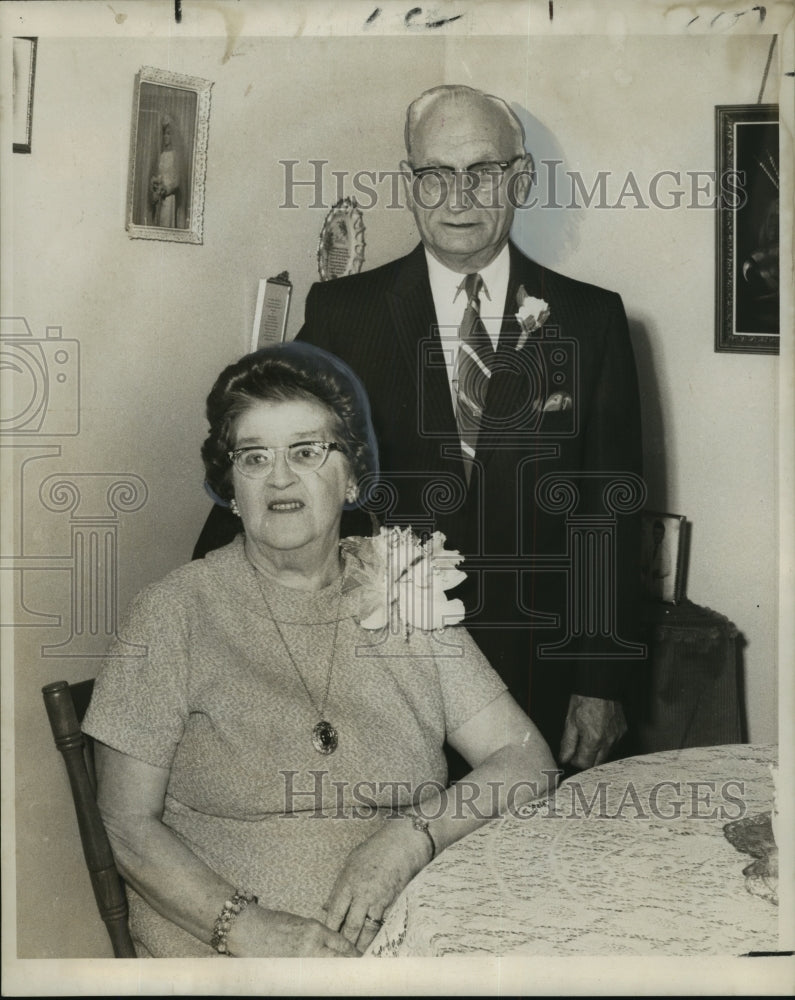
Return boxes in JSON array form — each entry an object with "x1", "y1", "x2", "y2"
[{"x1": 369, "y1": 744, "x2": 780, "y2": 956}]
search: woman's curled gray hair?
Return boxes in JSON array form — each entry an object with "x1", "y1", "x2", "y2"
[{"x1": 201, "y1": 341, "x2": 379, "y2": 507}]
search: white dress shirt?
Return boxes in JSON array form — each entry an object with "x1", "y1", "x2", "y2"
[{"x1": 425, "y1": 244, "x2": 510, "y2": 404}]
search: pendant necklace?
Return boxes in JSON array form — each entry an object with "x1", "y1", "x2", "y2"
[{"x1": 255, "y1": 568, "x2": 344, "y2": 755}]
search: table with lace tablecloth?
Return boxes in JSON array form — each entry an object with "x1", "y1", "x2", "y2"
[{"x1": 368, "y1": 744, "x2": 781, "y2": 956}]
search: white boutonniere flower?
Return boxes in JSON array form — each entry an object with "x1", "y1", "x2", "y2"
[
  {"x1": 515, "y1": 284, "x2": 550, "y2": 351},
  {"x1": 347, "y1": 526, "x2": 466, "y2": 637}
]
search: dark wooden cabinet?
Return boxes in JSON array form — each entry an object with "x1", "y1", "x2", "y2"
[{"x1": 635, "y1": 600, "x2": 743, "y2": 753}]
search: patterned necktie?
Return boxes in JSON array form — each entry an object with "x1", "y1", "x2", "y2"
[{"x1": 455, "y1": 272, "x2": 495, "y2": 484}]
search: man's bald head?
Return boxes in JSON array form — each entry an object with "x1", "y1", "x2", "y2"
[{"x1": 405, "y1": 85, "x2": 526, "y2": 161}]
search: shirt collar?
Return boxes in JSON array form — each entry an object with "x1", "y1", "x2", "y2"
[{"x1": 424, "y1": 243, "x2": 511, "y2": 306}]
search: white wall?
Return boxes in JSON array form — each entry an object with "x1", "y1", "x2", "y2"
[{"x1": 3, "y1": 26, "x2": 783, "y2": 958}]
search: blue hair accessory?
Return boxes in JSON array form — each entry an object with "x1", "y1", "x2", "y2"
[{"x1": 203, "y1": 480, "x2": 230, "y2": 508}]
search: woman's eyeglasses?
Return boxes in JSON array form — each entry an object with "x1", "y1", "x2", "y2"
[{"x1": 228, "y1": 441, "x2": 342, "y2": 478}]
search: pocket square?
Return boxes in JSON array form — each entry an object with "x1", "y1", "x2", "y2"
[{"x1": 542, "y1": 392, "x2": 573, "y2": 412}]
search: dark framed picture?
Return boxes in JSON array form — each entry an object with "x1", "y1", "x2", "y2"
[
  {"x1": 715, "y1": 104, "x2": 779, "y2": 354},
  {"x1": 640, "y1": 510, "x2": 687, "y2": 605},
  {"x1": 125, "y1": 66, "x2": 213, "y2": 244},
  {"x1": 12, "y1": 36, "x2": 37, "y2": 153}
]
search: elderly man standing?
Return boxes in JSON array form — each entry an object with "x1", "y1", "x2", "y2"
[{"x1": 196, "y1": 84, "x2": 646, "y2": 771}]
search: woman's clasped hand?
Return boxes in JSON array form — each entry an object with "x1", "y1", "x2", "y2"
[
  {"x1": 322, "y1": 813, "x2": 434, "y2": 952},
  {"x1": 226, "y1": 907, "x2": 361, "y2": 958}
]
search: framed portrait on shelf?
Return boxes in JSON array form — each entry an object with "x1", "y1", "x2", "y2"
[
  {"x1": 715, "y1": 104, "x2": 779, "y2": 354},
  {"x1": 125, "y1": 66, "x2": 213, "y2": 244},
  {"x1": 12, "y1": 36, "x2": 37, "y2": 153},
  {"x1": 640, "y1": 510, "x2": 687, "y2": 605}
]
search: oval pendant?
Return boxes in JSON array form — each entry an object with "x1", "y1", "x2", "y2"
[{"x1": 312, "y1": 720, "x2": 338, "y2": 755}]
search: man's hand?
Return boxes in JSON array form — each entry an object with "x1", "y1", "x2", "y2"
[{"x1": 558, "y1": 695, "x2": 627, "y2": 771}]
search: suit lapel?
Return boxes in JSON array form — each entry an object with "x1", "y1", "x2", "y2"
[
  {"x1": 385, "y1": 245, "x2": 459, "y2": 442},
  {"x1": 478, "y1": 246, "x2": 549, "y2": 471}
]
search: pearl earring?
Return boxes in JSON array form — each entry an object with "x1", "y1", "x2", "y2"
[{"x1": 230, "y1": 498, "x2": 240, "y2": 517}]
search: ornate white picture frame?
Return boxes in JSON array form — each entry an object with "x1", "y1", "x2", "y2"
[{"x1": 125, "y1": 66, "x2": 213, "y2": 244}]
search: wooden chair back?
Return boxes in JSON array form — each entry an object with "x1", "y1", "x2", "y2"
[{"x1": 41, "y1": 679, "x2": 136, "y2": 958}]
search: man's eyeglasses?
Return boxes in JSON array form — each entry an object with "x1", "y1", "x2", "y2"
[
  {"x1": 228, "y1": 441, "x2": 343, "y2": 478},
  {"x1": 410, "y1": 156, "x2": 525, "y2": 199}
]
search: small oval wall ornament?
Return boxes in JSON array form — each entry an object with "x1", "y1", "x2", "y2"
[{"x1": 317, "y1": 197, "x2": 366, "y2": 281}]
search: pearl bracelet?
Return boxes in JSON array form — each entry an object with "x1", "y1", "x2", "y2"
[{"x1": 210, "y1": 890, "x2": 258, "y2": 955}]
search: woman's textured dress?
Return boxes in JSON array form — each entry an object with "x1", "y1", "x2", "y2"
[{"x1": 82, "y1": 536, "x2": 506, "y2": 956}]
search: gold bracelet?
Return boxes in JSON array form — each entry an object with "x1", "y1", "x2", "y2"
[
  {"x1": 210, "y1": 889, "x2": 258, "y2": 955},
  {"x1": 408, "y1": 812, "x2": 436, "y2": 860}
]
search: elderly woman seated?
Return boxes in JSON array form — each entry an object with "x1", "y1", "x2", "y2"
[{"x1": 83, "y1": 342, "x2": 556, "y2": 958}]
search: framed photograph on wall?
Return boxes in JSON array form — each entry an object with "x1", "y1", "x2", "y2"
[
  {"x1": 715, "y1": 104, "x2": 779, "y2": 354},
  {"x1": 12, "y1": 36, "x2": 37, "y2": 153},
  {"x1": 125, "y1": 66, "x2": 213, "y2": 244},
  {"x1": 640, "y1": 510, "x2": 687, "y2": 605}
]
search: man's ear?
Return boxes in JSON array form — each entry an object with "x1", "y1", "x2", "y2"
[
  {"x1": 509, "y1": 153, "x2": 535, "y2": 207},
  {"x1": 400, "y1": 159, "x2": 416, "y2": 212}
]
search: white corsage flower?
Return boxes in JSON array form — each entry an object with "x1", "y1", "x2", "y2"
[
  {"x1": 515, "y1": 284, "x2": 551, "y2": 351},
  {"x1": 348, "y1": 526, "x2": 466, "y2": 637}
]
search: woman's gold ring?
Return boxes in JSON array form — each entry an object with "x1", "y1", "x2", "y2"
[{"x1": 364, "y1": 915, "x2": 384, "y2": 928}]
